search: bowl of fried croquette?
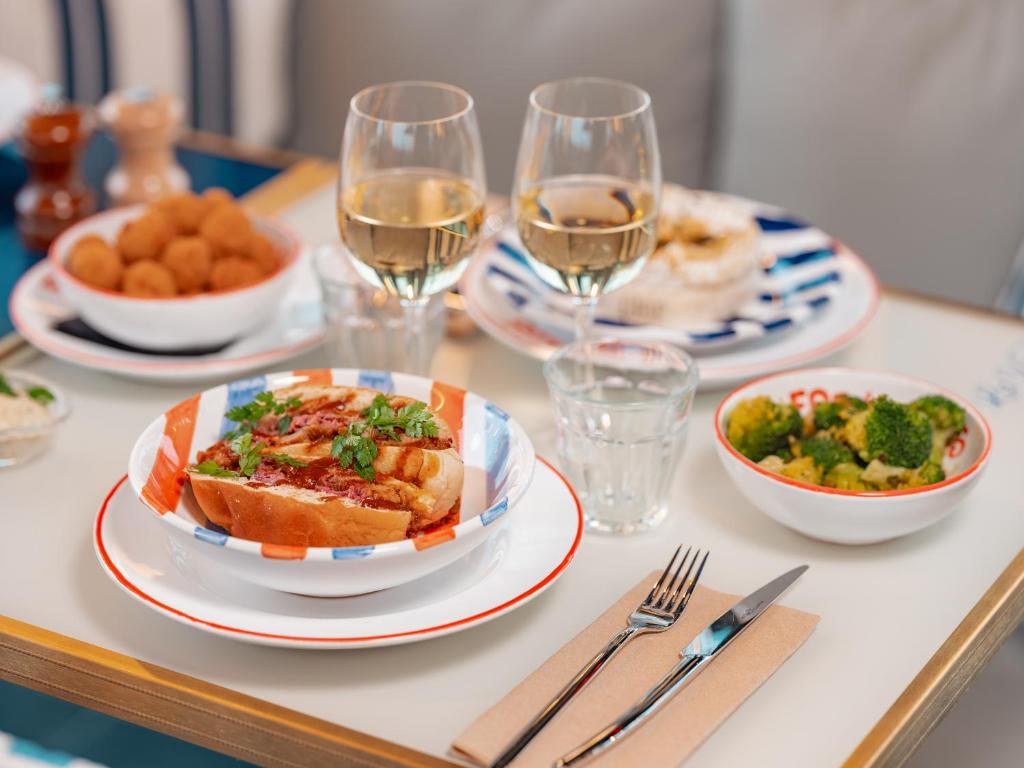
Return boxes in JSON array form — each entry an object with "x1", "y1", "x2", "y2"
[
  {"x1": 49, "y1": 189, "x2": 303, "y2": 351},
  {"x1": 714, "y1": 367, "x2": 991, "y2": 544}
]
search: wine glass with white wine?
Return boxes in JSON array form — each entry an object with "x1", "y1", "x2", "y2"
[
  {"x1": 338, "y1": 81, "x2": 486, "y2": 374},
  {"x1": 513, "y1": 78, "x2": 661, "y2": 342}
]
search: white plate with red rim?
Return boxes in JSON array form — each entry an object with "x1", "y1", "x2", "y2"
[
  {"x1": 462, "y1": 197, "x2": 880, "y2": 390},
  {"x1": 95, "y1": 457, "x2": 582, "y2": 649},
  {"x1": 127, "y1": 368, "x2": 537, "y2": 596},
  {"x1": 714, "y1": 367, "x2": 993, "y2": 544},
  {"x1": 10, "y1": 253, "x2": 325, "y2": 383}
]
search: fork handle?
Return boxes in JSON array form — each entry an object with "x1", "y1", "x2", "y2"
[{"x1": 489, "y1": 626, "x2": 640, "y2": 768}]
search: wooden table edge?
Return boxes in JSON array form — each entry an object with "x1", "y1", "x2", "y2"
[
  {"x1": 843, "y1": 547, "x2": 1024, "y2": 767},
  {"x1": 0, "y1": 615, "x2": 455, "y2": 768},
  {"x1": 0, "y1": 547, "x2": 1019, "y2": 768}
]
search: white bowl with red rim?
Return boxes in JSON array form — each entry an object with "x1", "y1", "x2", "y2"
[
  {"x1": 127, "y1": 368, "x2": 535, "y2": 596},
  {"x1": 714, "y1": 367, "x2": 992, "y2": 544},
  {"x1": 49, "y1": 204, "x2": 303, "y2": 351}
]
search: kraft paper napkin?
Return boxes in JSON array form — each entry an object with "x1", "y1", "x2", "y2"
[{"x1": 452, "y1": 573, "x2": 819, "y2": 767}]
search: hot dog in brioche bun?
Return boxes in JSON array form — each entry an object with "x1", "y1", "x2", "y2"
[{"x1": 186, "y1": 384, "x2": 463, "y2": 548}]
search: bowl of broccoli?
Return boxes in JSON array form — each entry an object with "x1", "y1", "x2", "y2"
[{"x1": 715, "y1": 367, "x2": 991, "y2": 544}]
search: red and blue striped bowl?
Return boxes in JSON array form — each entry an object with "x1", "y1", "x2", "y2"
[{"x1": 127, "y1": 368, "x2": 535, "y2": 595}]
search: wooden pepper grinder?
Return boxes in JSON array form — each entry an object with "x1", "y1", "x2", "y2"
[
  {"x1": 14, "y1": 84, "x2": 98, "y2": 252},
  {"x1": 99, "y1": 88, "x2": 189, "y2": 206}
]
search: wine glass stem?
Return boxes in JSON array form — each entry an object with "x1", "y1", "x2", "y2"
[
  {"x1": 572, "y1": 296, "x2": 597, "y2": 344},
  {"x1": 399, "y1": 297, "x2": 432, "y2": 376},
  {"x1": 572, "y1": 295, "x2": 598, "y2": 385}
]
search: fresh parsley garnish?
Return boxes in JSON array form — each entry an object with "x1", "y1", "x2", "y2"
[
  {"x1": 276, "y1": 414, "x2": 293, "y2": 435},
  {"x1": 327, "y1": 395, "x2": 439, "y2": 481},
  {"x1": 0, "y1": 375, "x2": 54, "y2": 404},
  {"x1": 396, "y1": 401, "x2": 439, "y2": 438},
  {"x1": 331, "y1": 421, "x2": 378, "y2": 481},
  {"x1": 193, "y1": 460, "x2": 240, "y2": 478},
  {"x1": 230, "y1": 432, "x2": 264, "y2": 477},
  {"x1": 223, "y1": 391, "x2": 302, "y2": 440},
  {"x1": 26, "y1": 386, "x2": 55, "y2": 405},
  {"x1": 361, "y1": 394, "x2": 401, "y2": 439},
  {"x1": 361, "y1": 394, "x2": 438, "y2": 440},
  {"x1": 268, "y1": 453, "x2": 308, "y2": 468}
]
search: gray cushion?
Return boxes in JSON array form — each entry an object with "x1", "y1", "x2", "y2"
[
  {"x1": 714, "y1": 0, "x2": 1024, "y2": 309},
  {"x1": 290, "y1": 0, "x2": 719, "y2": 193}
]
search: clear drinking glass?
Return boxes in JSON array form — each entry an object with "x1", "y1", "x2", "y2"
[
  {"x1": 337, "y1": 81, "x2": 486, "y2": 374},
  {"x1": 543, "y1": 339, "x2": 698, "y2": 534},
  {"x1": 512, "y1": 78, "x2": 661, "y2": 342},
  {"x1": 314, "y1": 244, "x2": 446, "y2": 372}
]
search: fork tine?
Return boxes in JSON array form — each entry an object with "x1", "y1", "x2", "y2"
[
  {"x1": 643, "y1": 545, "x2": 681, "y2": 607},
  {"x1": 663, "y1": 548, "x2": 700, "y2": 613},
  {"x1": 673, "y1": 549, "x2": 710, "y2": 617},
  {"x1": 654, "y1": 547, "x2": 692, "y2": 609}
]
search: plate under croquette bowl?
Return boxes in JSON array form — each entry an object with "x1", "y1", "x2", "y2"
[
  {"x1": 49, "y1": 204, "x2": 303, "y2": 351},
  {"x1": 126, "y1": 368, "x2": 536, "y2": 596},
  {"x1": 714, "y1": 367, "x2": 991, "y2": 544}
]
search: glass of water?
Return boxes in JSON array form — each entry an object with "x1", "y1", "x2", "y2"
[
  {"x1": 543, "y1": 339, "x2": 699, "y2": 534},
  {"x1": 314, "y1": 244, "x2": 446, "y2": 373}
]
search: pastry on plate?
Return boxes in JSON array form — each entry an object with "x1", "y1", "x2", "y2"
[
  {"x1": 186, "y1": 384, "x2": 464, "y2": 548},
  {"x1": 604, "y1": 184, "x2": 764, "y2": 325}
]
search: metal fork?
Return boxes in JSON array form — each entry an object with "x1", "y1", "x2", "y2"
[{"x1": 489, "y1": 545, "x2": 709, "y2": 768}]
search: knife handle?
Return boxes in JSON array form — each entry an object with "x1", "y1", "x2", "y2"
[
  {"x1": 555, "y1": 654, "x2": 706, "y2": 768},
  {"x1": 490, "y1": 626, "x2": 640, "y2": 768}
]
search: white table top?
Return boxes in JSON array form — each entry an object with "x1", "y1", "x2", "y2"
[{"x1": 3, "y1": 184, "x2": 1024, "y2": 767}]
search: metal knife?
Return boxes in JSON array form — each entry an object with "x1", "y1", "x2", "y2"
[{"x1": 555, "y1": 565, "x2": 809, "y2": 768}]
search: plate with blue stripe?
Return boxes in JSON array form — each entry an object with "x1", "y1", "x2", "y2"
[{"x1": 462, "y1": 194, "x2": 880, "y2": 390}]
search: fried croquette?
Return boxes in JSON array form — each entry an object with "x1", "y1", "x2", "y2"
[
  {"x1": 123, "y1": 259, "x2": 178, "y2": 297},
  {"x1": 245, "y1": 232, "x2": 280, "y2": 275},
  {"x1": 63, "y1": 187, "x2": 280, "y2": 299},
  {"x1": 201, "y1": 187, "x2": 233, "y2": 209},
  {"x1": 197, "y1": 187, "x2": 234, "y2": 222},
  {"x1": 200, "y1": 205, "x2": 252, "y2": 257},
  {"x1": 154, "y1": 192, "x2": 207, "y2": 235},
  {"x1": 70, "y1": 234, "x2": 108, "y2": 252},
  {"x1": 68, "y1": 241, "x2": 123, "y2": 291},
  {"x1": 209, "y1": 256, "x2": 262, "y2": 290},
  {"x1": 162, "y1": 237, "x2": 213, "y2": 293},
  {"x1": 116, "y1": 212, "x2": 175, "y2": 263}
]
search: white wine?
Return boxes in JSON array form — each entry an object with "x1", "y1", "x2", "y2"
[
  {"x1": 516, "y1": 175, "x2": 657, "y2": 298},
  {"x1": 340, "y1": 170, "x2": 485, "y2": 300}
]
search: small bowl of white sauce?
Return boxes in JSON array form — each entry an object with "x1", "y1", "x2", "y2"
[{"x1": 0, "y1": 370, "x2": 69, "y2": 467}]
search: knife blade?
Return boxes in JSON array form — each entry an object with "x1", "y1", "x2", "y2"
[{"x1": 555, "y1": 565, "x2": 809, "y2": 768}]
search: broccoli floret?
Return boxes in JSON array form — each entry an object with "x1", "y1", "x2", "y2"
[
  {"x1": 813, "y1": 402, "x2": 843, "y2": 430},
  {"x1": 910, "y1": 395, "x2": 966, "y2": 431},
  {"x1": 842, "y1": 396, "x2": 932, "y2": 468},
  {"x1": 824, "y1": 462, "x2": 874, "y2": 491},
  {"x1": 779, "y1": 456, "x2": 823, "y2": 485},
  {"x1": 799, "y1": 434, "x2": 855, "y2": 472},
  {"x1": 911, "y1": 395, "x2": 967, "y2": 463},
  {"x1": 813, "y1": 394, "x2": 868, "y2": 430},
  {"x1": 726, "y1": 396, "x2": 803, "y2": 462},
  {"x1": 902, "y1": 461, "x2": 945, "y2": 489}
]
